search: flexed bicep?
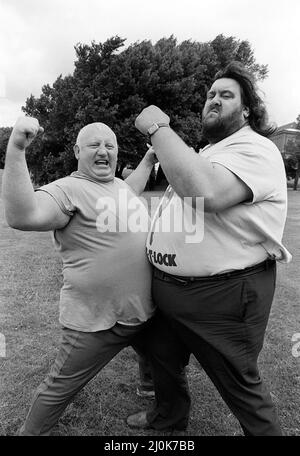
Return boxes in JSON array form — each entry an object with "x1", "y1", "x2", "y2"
[{"x1": 30, "y1": 191, "x2": 71, "y2": 231}]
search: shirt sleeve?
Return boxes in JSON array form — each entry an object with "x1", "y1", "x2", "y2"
[
  {"x1": 207, "y1": 139, "x2": 280, "y2": 204},
  {"x1": 36, "y1": 180, "x2": 76, "y2": 216}
]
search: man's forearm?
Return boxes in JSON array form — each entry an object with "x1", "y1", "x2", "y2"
[
  {"x1": 150, "y1": 127, "x2": 215, "y2": 200},
  {"x1": 125, "y1": 148, "x2": 157, "y2": 195},
  {"x1": 134, "y1": 106, "x2": 251, "y2": 212},
  {"x1": 2, "y1": 143, "x2": 38, "y2": 227},
  {"x1": 125, "y1": 155, "x2": 155, "y2": 195}
]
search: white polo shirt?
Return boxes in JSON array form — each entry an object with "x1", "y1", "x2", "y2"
[{"x1": 146, "y1": 126, "x2": 291, "y2": 276}]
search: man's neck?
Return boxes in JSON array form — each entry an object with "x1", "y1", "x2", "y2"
[
  {"x1": 209, "y1": 121, "x2": 249, "y2": 145},
  {"x1": 72, "y1": 170, "x2": 115, "y2": 184}
]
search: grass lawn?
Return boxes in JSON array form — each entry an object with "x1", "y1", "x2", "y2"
[{"x1": 0, "y1": 188, "x2": 299, "y2": 436}]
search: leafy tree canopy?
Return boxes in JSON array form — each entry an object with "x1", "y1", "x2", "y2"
[
  {"x1": 0, "y1": 127, "x2": 13, "y2": 169},
  {"x1": 20, "y1": 34, "x2": 268, "y2": 185}
]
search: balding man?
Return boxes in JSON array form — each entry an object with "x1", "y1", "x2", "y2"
[{"x1": 2, "y1": 117, "x2": 156, "y2": 435}]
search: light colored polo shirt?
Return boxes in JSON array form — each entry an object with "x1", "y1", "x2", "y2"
[
  {"x1": 37, "y1": 173, "x2": 155, "y2": 332},
  {"x1": 146, "y1": 126, "x2": 291, "y2": 276}
]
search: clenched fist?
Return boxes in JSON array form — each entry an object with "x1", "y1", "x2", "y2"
[
  {"x1": 9, "y1": 116, "x2": 44, "y2": 151},
  {"x1": 135, "y1": 105, "x2": 170, "y2": 135}
]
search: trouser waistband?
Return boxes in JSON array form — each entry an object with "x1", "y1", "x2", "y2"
[{"x1": 153, "y1": 259, "x2": 276, "y2": 285}]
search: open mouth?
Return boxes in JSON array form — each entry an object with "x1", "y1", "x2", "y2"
[{"x1": 95, "y1": 160, "x2": 109, "y2": 166}]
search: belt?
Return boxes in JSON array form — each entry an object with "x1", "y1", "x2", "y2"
[{"x1": 153, "y1": 259, "x2": 276, "y2": 286}]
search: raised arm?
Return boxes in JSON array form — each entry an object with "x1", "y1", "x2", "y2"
[
  {"x1": 135, "y1": 106, "x2": 252, "y2": 212},
  {"x1": 124, "y1": 145, "x2": 157, "y2": 195},
  {"x1": 2, "y1": 117, "x2": 71, "y2": 231}
]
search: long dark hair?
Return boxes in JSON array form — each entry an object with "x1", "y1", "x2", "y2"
[{"x1": 213, "y1": 62, "x2": 276, "y2": 137}]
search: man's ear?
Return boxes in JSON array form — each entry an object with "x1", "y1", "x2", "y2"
[
  {"x1": 73, "y1": 144, "x2": 80, "y2": 160},
  {"x1": 243, "y1": 106, "x2": 250, "y2": 119}
]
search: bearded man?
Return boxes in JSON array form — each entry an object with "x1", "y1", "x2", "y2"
[{"x1": 127, "y1": 61, "x2": 291, "y2": 436}]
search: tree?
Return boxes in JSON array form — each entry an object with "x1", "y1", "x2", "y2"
[
  {"x1": 22, "y1": 35, "x2": 269, "y2": 185},
  {"x1": 285, "y1": 136, "x2": 300, "y2": 191},
  {"x1": 211, "y1": 35, "x2": 268, "y2": 80},
  {"x1": 0, "y1": 127, "x2": 13, "y2": 168}
]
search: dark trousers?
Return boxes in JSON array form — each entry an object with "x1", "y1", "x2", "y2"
[
  {"x1": 146, "y1": 260, "x2": 282, "y2": 435},
  {"x1": 134, "y1": 348, "x2": 154, "y2": 391}
]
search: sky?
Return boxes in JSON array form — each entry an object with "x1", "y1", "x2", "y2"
[{"x1": 0, "y1": 0, "x2": 299, "y2": 128}]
